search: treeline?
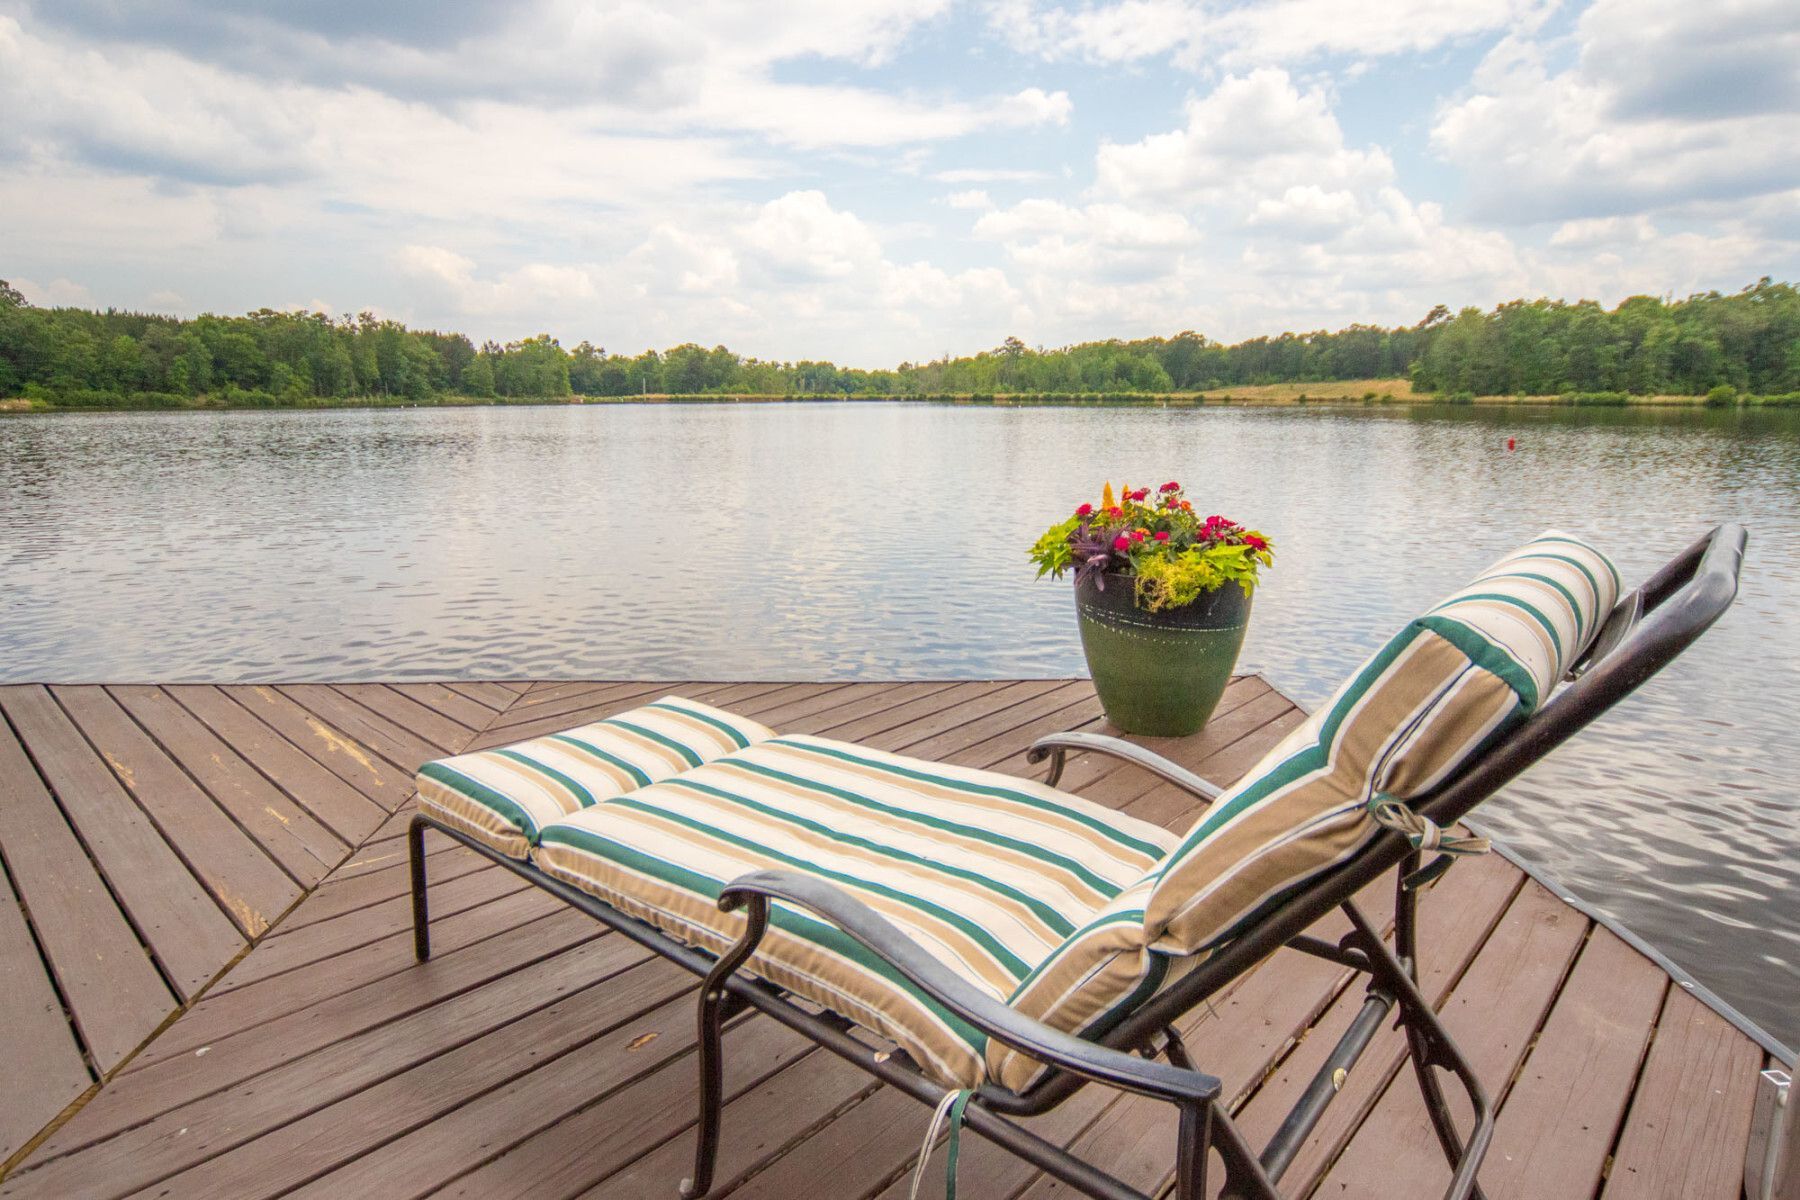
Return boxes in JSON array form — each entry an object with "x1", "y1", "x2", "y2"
[
  {"x1": 1411, "y1": 279, "x2": 1799, "y2": 396},
  {"x1": 2, "y1": 276, "x2": 1795, "y2": 406}
]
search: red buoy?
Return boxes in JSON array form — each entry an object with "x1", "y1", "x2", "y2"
[{"x1": 1506, "y1": 437, "x2": 1516, "y2": 452}]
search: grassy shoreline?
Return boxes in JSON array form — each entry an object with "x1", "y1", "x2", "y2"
[{"x1": 5, "y1": 378, "x2": 1796, "y2": 414}]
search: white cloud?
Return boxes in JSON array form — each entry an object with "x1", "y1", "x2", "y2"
[
  {"x1": 11, "y1": 276, "x2": 95, "y2": 307},
  {"x1": 1432, "y1": 0, "x2": 1800, "y2": 223},
  {"x1": 991, "y1": 0, "x2": 1552, "y2": 70},
  {"x1": 394, "y1": 246, "x2": 597, "y2": 320},
  {"x1": 1094, "y1": 69, "x2": 1390, "y2": 204},
  {"x1": 971, "y1": 68, "x2": 1532, "y2": 342},
  {"x1": 931, "y1": 167, "x2": 1055, "y2": 183},
  {"x1": 999, "y1": 86, "x2": 1073, "y2": 126},
  {"x1": 740, "y1": 190, "x2": 885, "y2": 282},
  {"x1": 945, "y1": 189, "x2": 994, "y2": 210}
]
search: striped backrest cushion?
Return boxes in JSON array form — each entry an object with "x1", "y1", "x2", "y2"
[
  {"x1": 1145, "y1": 530, "x2": 1618, "y2": 954},
  {"x1": 990, "y1": 531, "x2": 1618, "y2": 1090},
  {"x1": 415, "y1": 696, "x2": 775, "y2": 858}
]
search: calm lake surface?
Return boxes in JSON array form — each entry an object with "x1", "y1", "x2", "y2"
[{"x1": 3, "y1": 401, "x2": 1797, "y2": 1052}]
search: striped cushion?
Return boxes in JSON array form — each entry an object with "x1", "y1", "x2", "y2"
[
  {"x1": 529, "y1": 734, "x2": 1176, "y2": 1089},
  {"x1": 988, "y1": 530, "x2": 1619, "y2": 1091},
  {"x1": 415, "y1": 697, "x2": 775, "y2": 858}
]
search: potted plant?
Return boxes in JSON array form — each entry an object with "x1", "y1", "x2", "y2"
[{"x1": 1029, "y1": 481, "x2": 1273, "y2": 736}]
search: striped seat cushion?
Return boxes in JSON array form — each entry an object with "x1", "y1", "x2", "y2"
[
  {"x1": 529, "y1": 734, "x2": 1177, "y2": 1089},
  {"x1": 414, "y1": 697, "x2": 775, "y2": 858},
  {"x1": 987, "y1": 530, "x2": 1619, "y2": 1091}
]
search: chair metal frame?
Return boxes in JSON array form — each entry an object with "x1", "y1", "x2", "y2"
[{"x1": 408, "y1": 523, "x2": 1746, "y2": 1200}]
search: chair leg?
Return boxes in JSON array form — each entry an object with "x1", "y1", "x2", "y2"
[
  {"x1": 1405, "y1": 1034, "x2": 1490, "y2": 1200},
  {"x1": 1173, "y1": 1101, "x2": 1213, "y2": 1200},
  {"x1": 408, "y1": 814, "x2": 431, "y2": 962},
  {"x1": 1207, "y1": 1108, "x2": 1281, "y2": 1200},
  {"x1": 679, "y1": 979, "x2": 729, "y2": 1199},
  {"x1": 680, "y1": 896, "x2": 770, "y2": 1199},
  {"x1": 1345, "y1": 899, "x2": 1495, "y2": 1200}
]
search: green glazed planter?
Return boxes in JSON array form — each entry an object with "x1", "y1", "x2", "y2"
[{"x1": 1074, "y1": 571, "x2": 1252, "y2": 737}]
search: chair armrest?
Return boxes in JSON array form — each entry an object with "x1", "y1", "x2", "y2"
[
  {"x1": 717, "y1": 869, "x2": 1221, "y2": 1105},
  {"x1": 1026, "y1": 731, "x2": 1225, "y2": 801}
]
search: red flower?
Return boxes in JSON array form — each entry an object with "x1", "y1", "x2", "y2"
[
  {"x1": 1075, "y1": 503, "x2": 1093, "y2": 516},
  {"x1": 1159, "y1": 481, "x2": 1180, "y2": 492},
  {"x1": 1245, "y1": 534, "x2": 1268, "y2": 551},
  {"x1": 1112, "y1": 535, "x2": 1131, "y2": 551},
  {"x1": 1105, "y1": 506, "x2": 1123, "y2": 517},
  {"x1": 1128, "y1": 487, "x2": 1150, "y2": 502},
  {"x1": 1154, "y1": 530, "x2": 1170, "y2": 542}
]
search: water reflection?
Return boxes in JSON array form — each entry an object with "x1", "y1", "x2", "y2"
[{"x1": 2, "y1": 400, "x2": 1796, "y2": 1050}]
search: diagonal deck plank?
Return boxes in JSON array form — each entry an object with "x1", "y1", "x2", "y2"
[
  {"x1": 223, "y1": 684, "x2": 414, "y2": 804},
  {"x1": 0, "y1": 863, "x2": 92, "y2": 1163},
  {"x1": 3, "y1": 686, "x2": 247, "y2": 992},
  {"x1": 161, "y1": 685, "x2": 389, "y2": 844},
  {"x1": 51, "y1": 685, "x2": 302, "y2": 940},
  {"x1": 0, "y1": 677, "x2": 1777, "y2": 1200},
  {"x1": 108, "y1": 685, "x2": 348, "y2": 885},
  {"x1": 0, "y1": 696, "x2": 174, "y2": 1076}
]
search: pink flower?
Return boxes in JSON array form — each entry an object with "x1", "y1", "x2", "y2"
[
  {"x1": 1245, "y1": 534, "x2": 1268, "y2": 552},
  {"x1": 1128, "y1": 487, "x2": 1150, "y2": 502},
  {"x1": 1075, "y1": 503, "x2": 1093, "y2": 516},
  {"x1": 1153, "y1": 530, "x2": 1170, "y2": 542},
  {"x1": 1159, "y1": 481, "x2": 1180, "y2": 492},
  {"x1": 1130, "y1": 530, "x2": 1146, "y2": 543},
  {"x1": 1112, "y1": 535, "x2": 1131, "y2": 551}
]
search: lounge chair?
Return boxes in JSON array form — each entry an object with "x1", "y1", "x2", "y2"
[{"x1": 407, "y1": 525, "x2": 1746, "y2": 1200}]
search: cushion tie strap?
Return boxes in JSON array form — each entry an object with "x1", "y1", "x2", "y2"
[
  {"x1": 1367, "y1": 795, "x2": 1489, "y2": 890},
  {"x1": 909, "y1": 1088, "x2": 974, "y2": 1200}
]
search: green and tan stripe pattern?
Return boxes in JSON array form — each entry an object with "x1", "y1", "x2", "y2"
[
  {"x1": 989, "y1": 530, "x2": 1620, "y2": 1091},
  {"x1": 531, "y1": 734, "x2": 1175, "y2": 1089},
  {"x1": 415, "y1": 697, "x2": 775, "y2": 858}
]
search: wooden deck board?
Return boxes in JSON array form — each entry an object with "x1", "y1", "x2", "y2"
[
  {"x1": 1600, "y1": 987, "x2": 1765, "y2": 1200},
  {"x1": 0, "y1": 694, "x2": 174, "y2": 1076},
  {"x1": 0, "y1": 677, "x2": 1774, "y2": 1198},
  {"x1": 0, "y1": 862, "x2": 92, "y2": 1163},
  {"x1": 3, "y1": 686, "x2": 246, "y2": 993},
  {"x1": 1471, "y1": 929, "x2": 1667, "y2": 1199},
  {"x1": 1311, "y1": 878, "x2": 1588, "y2": 1197},
  {"x1": 160, "y1": 684, "x2": 389, "y2": 845}
]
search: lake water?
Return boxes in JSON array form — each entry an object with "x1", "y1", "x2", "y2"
[{"x1": 3, "y1": 400, "x2": 1796, "y2": 1053}]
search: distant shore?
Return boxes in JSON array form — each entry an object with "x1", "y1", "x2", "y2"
[{"x1": 4, "y1": 377, "x2": 1795, "y2": 414}]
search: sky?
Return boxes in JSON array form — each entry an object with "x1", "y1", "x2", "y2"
[{"x1": 1, "y1": 0, "x2": 1796, "y2": 366}]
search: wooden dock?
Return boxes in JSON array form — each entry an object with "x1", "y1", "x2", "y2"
[{"x1": 0, "y1": 678, "x2": 1781, "y2": 1198}]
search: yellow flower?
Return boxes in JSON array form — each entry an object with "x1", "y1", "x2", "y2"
[{"x1": 1101, "y1": 482, "x2": 1116, "y2": 510}]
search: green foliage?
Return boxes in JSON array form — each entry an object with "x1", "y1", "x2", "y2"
[
  {"x1": 1028, "y1": 483, "x2": 1273, "y2": 611},
  {"x1": 1134, "y1": 543, "x2": 1266, "y2": 611},
  {"x1": 1412, "y1": 279, "x2": 1800, "y2": 397},
  {"x1": 1705, "y1": 383, "x2": 1738, "y2": 407},
  {"x1": 0, "y1": 287, "x2": 560, "y2": 406},
  {"x1": 2, "y1": 276, "x2": 1796, "y2": 409},
  {"x1": 1029, "y1": 516, "x2": 1080, "y2": 579}
]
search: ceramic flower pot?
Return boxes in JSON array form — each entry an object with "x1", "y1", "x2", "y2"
[{"x1": 1074, "y1": 571, "x2": 1251, "y2": 737}]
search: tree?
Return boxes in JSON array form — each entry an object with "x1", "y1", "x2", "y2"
[
  {"x1": 459, "y1": 353, "x2": 496, "y2": 396},
  {"x1": 492, "y1": 335, "x2": 571, "y2": 397}
]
